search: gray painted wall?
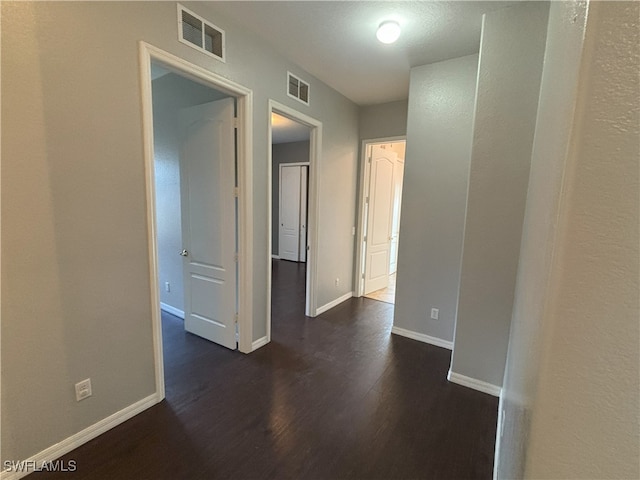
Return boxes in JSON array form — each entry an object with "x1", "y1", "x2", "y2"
[
  {"x1": 450, "y1": 2, "x2": 549, "y2": 387},
  {"x1": 499, "y1": 2, "x2": 640, "y2": 478},
  {"x1": 1, "y1": 1, "x2": 358, "y2": 463},
  {"x1": 152, "y1": 73, "x2": 229, "y2": 314},
  {"x1": 393, "y1": 54, "x2": 479, "y2": 343},
  {"x1": 271, "y1": 141, "x2": 310, "y2": 256},
  {"x1": 359, "y1": 100, "x2": 408, "y2": 140},
  {"x1": 495, "y1": 2, "x2": 589, "y2": 476}
]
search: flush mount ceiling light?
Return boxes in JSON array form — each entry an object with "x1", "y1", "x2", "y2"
[{"x1": 376, "y1": 20, "x2": 401, "y2": 44}]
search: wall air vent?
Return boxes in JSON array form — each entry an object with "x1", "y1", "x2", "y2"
[
  {"x1": 177, "y1": 4, "x2": 225, "y2": 62},
  {"x1": 287, "y1": 72, "x2": 310, "y2": 106}
]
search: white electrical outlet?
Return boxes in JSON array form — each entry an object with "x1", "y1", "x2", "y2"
[
  {"x1": 75, "y1": 378, "x2": 92, "y2": 402},
  {"x1": 335, "y1": 278, "x2": 340, "y2": 286},
  {"x1": 430, "y1": 308, "x2": 439, "y2": 320},
  {"x1": 165, "y1": 282, "x2": 171, "y2": 292}
]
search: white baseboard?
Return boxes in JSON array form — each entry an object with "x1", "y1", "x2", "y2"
[
  {"x1": 160, "y1": 302, "x2": 184, "y2": 319},
  {"x1": 447, "y1": 370, "x2": 502, "y2": 397},
  {"x1": 251, "y1": 336, "x2": 269, "y2": 351},
  {"x1": 316, "y1": 292, "x2": 353, "y2": 315},
  {"x1": 390, "y1": 326, "x2": 453, "y2": 350},
  {"x1": 1, "y1": 393, "x2": 159, "y2": 480},
  {"x1": 271, "y1": 254, "x2": 280, "y2": 260}
]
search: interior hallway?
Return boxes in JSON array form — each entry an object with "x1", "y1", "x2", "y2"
[{"x1": 31, "y1": 260, "x2": 498, "y2": 479}]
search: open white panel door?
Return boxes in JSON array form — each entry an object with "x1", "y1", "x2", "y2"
[
  {"x1": 179, "y1": 98, "x2": 236, "y2": 350},
  {"x1": 389, "y1": 158, "x2": 405, "y2": 274},
  {"x1": 364, "y1": 146, "x2": 396, "y2": 294}
]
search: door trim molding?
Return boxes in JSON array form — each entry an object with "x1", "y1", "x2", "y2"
[
  {"x1": 267, "y1": 100, "x2": 322, "y2": 341},
  {"x1": 355, "y1": 136, "x2": 406, "y2": 297},
  {"x1": 276, "y1": 162, "x2": 310, "y2": 167},
  {"x1": 139, "y1": 41, "x2": 255, "y2": 403}
]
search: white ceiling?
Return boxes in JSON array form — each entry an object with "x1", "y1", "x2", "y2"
[
  {"x1": 150, "y1": 65, "x2": 310, "y2": 144},
  {"x1": 212, "y1": 1, "x2": 519, "y2": 106},
  {"x1": 151, "y1": 63, "x2": 171, "y2": 80},
  {"x1": 272, "y1": 112, "x2": 311, "y2": 144},
  {"x1": 150, "y1": 66, "x2": 309, "y2": 144}
]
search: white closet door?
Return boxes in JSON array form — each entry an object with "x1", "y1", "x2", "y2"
[{"x1": 279, "y1": 165, "x2": 302, "y2": 262}]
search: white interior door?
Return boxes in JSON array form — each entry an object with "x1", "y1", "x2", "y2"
[
  {"x1": 279, "y1": 164, "x2": 306, "y2": 262},
  {"x1": 364, "y1": 145, "x2": 397, "y2": 294},
  {"x1": 179, "y1": 98, "x2": 236, "y2": 350},
  {"x1": 389, "y1": 158, "x2": 405, "y2": 274}
]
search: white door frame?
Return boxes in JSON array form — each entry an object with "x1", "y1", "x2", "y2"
[
  {"x1": 354, "y1": 136, "x2": 406, "y2": 298},
  {"x1": 267, "y1": 100, "x2": 322, "y2": 340},
  {"x1": 278, "y1": 162, "x2": 310, "y2": 261},
  {"x1": 139, "y1": 41, "x2": 254, "y2": 402}
]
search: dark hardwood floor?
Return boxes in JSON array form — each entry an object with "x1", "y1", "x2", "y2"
[{"x1": 32, "y1": 260, "x2": 498, "y2": 479}]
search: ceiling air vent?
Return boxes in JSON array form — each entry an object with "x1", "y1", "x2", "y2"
[
  {"x1": 287, "y1": 72, "x2": 310, "y2": 106},
  {"x1": 178, "y1": 4, "x2": 225, "y2": 62}
]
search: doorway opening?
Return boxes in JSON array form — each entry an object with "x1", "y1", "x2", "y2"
[
  {"x1": 272, "y1": 113, "x2": 310, "y2": 263},
  {"x1": 150, "y1": 63, "x2": 238, "y2": 347},
  {"x1": 267, "y1": 100, "x2": 322, "y2": 342},
  {"x1": 355, "y1": 138, "x2": 406, "y2": 305},
  {"x1": 140, "y1": 42, "x2": 254, "y2": 401},
  {"x1": 270, "y1": 112, "x2": 310, "y2": 336}
]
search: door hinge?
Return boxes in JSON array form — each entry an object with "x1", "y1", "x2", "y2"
[
  {"x1": 233, "y1": 117, "x2": 239, "y2": 129},
  {"x1": 234, "y1": 253, "x2": 239, "y2": 263},
  {"x1": 368, "y1": 156, "x2": 372, "y2": 164},
  {"x1": 365, "y1": 196, "x2": 369, "y2": 204},
  {"x1": 362, "y1": 273, "x2": 365, "y2": 279},
  {"x1": 234, "y1": 187, "x2": 239, "y2": 198},
  {"x1": 234, "y1": 313, "x2": 238, "y2": 323},
  {"x1": 363, "y1": 235, "x2": 367, "y2": 242}
]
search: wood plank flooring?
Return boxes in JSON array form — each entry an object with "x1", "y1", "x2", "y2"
[{"x1": 31, "y1": 260, "x2": 498, "y2": 479}]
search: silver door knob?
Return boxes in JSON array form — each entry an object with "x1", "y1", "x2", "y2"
[{"x1": 179, "y1": 249, "x2": 189, "y2": 257}]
